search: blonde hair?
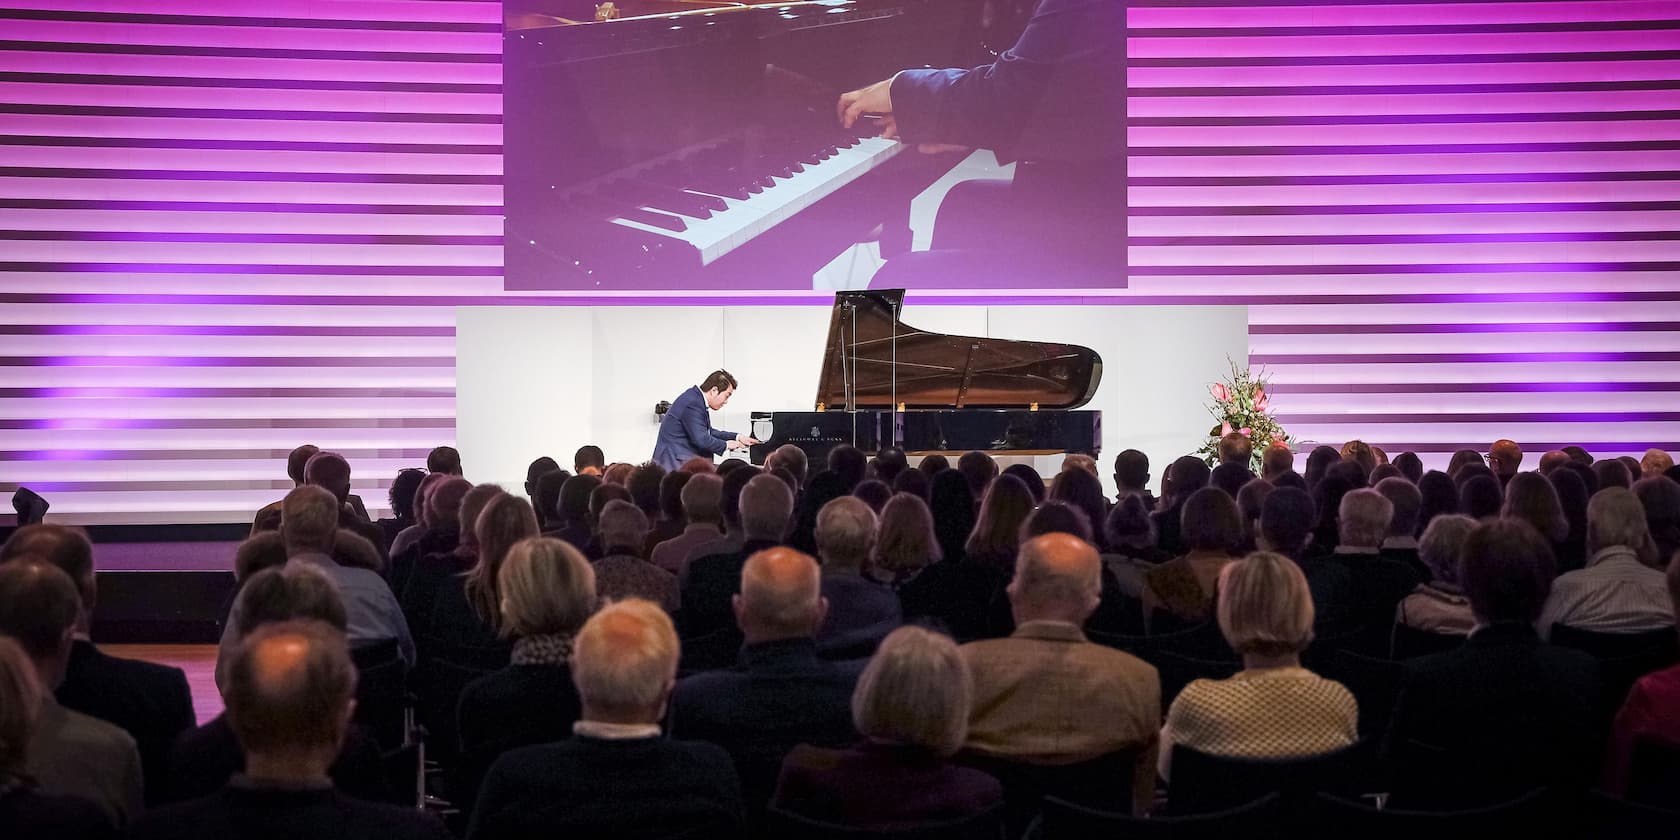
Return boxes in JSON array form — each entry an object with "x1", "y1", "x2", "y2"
[
  {"x1": 0, "y1": 636, "x2": 42, "y2": 778},
  {"x1": 571, "y1": 599, "x2": 678, "y2": 714},
  {"x1": 465, "y1": 493, "x2": 539, "y2": 631},
  {"x1": 852, "y1": 626, "x2": 971, "y2": 757},
  {"x1": 1217, "y1": 551, "x2": 1315, "y2": 656},
  {"x1": 499, "y1": 537, "x2": 596, "y2": 640},
  {"x1": 872, "y1": 493, "x2": 940, "y2": 577}
]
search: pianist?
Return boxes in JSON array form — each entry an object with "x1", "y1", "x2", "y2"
[{"x1": 652, "y1": 370, "x2": 760, "y2": 471}]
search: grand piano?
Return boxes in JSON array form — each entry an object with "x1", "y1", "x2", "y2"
[
  {"x1": 504, "y1": 0, "x2": 992, "y2": 291},
  {"x1": 749, "y1": 290, "x2": 1102, "y2": 464}
]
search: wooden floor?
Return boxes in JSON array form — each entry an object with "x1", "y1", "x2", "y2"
[{"x1": 104, "y1": 643, "x2": 223, "y2": 724}]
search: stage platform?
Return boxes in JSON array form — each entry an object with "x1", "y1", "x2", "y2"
[{"x1": 83, "y1": 532, "x2": 241, "y2": 645}]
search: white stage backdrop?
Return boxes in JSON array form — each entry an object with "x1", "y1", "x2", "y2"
[{"x1": 458, "y1": 304, "x2": 1248, "y2": 500}]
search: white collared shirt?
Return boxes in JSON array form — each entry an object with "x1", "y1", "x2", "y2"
[
  {"x1": 1537, "y1": 546, "x2": 1674, "y2": 638},
  {"x1": 572, "y1": 720, "x2": 662, "y2": 740}
]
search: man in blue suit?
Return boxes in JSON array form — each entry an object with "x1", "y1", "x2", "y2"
[{"x1": 652, "y1": 370, "x2": 759, "y2": 471}]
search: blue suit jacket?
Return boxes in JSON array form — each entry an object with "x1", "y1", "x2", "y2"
[{"x1": 652, "y1": 386, "x2": 736, "y2": 471}]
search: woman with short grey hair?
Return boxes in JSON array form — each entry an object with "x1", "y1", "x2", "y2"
[{"x1": 1395, "y1": 514, "x2": 1479, "y2": 637}]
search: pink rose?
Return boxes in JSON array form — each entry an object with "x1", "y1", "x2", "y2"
[
  {"x1": 1211, "y1": 383, "x2": 1231, "y2": 402},
  {"x1": 1255, "y1": 389, "x2": 1269, "y2": 412},
  {"x1": 1221, "y1": 422, "x2": 1233, "y2": 436},
  {"x1": 1239, "y1": 427, "x2": 1252, "y2": 437}
]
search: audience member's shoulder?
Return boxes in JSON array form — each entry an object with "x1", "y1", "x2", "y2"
[{"x1": 58, "y1": 705, "x2": 138, "y2": 754}]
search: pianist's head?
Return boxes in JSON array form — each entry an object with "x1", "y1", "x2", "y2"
[{"x1": 701, "y1": 370, "x2": 738, "y2": 411}]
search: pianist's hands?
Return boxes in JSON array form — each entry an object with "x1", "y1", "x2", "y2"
[{"x1": 838, "y1": 77, "x2": 897, "y2": 140}]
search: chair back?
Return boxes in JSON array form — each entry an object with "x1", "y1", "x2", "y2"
[
  {"x1": 1150, "y1": 650, "x2": 1242, "y2": 713},
  {"x1": 1167, "y1": 740, "x2": 1370, "y2": 816},
  {"x1": 1037, "y1": 792, "x2": 1283, "y2": 840},
  {"x1": 1627, "y1": 735, "x2": 1680, "y2": 810},
  {"x1": 1549, "y1": 624, "x2": 1677, "y2": 660},
  {"x1": 1584, "y1": 789, "x2": 1680, "y2": 837},
  {"x1": 1310, "y1": 788, "x2": 1557, "y2": 838},
  {"x1": 763, "y1": 804, "x2": 1005, "y2": 840},
  {"x1": 1389, "y1": 624, "x2": 1465, "y2": 659},
  {"x1": 1318, "y1": 648, "x2": 1405, "y2": 739},
  {"x1": 958, "y1": 749, "x2": 1137, "y2": 837},
  {"x1": 350, "y1": 638, "x2": 408, "y2": 752},
  {"x1": 678, "y1": 627, "x2": 743, "y2": 676}
]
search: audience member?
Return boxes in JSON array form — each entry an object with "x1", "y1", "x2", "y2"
[
  {"x1": 1260, "y1": 444, "x2": 1294, "y2": 483},
  {"x1": 250, "y1": 444, "x2": 320, "y2": 534},
  {"x1": 1384, "y1": 519, "x2": 1600, "y2": 808},
  {"x1": 890, "y1": 467, "x2": 931, "y2": 502},
  {"x1": 522, "y1": 458, "x2": 560, "y2": 528},
  {"x1": 1459, "y1": 473, "x2": 1504, "y2": 520},
  {"x1": 1593, "y1": 458, "x2": 1633, "y2": 491},
  {"x1": 428, "y1": 445, "x2": 463, "y2": 476},
  {"x1": 593, "y1": 500, "x2": 678, "y2": 613},
  {"x1": 1601, "y1": 548, "x2": 1680, "y2": 797},
  {"x1": 1143, "y1": 487, "x2": 1242, "y2": 631},
  {"x1": 586, "y1": 483, "x2": 633, "y2": 553},
  {"x1": 1113, "y1": 449, "x2": 1156, "y2": 508},
  {"x1": 388, "y1": 471, "x2": 450, "y2": 562},
  {"x1": 961, "y1": 534, "x2": 1160, "y2": 815},
  {"x1": 1617, "y1": 455, "x2": 1644, "y2": 483},
  {"x1": 626, "y1": 462, "x2": 667, "y2": 524},
  {"x1": 531, "y1": 468, "x2": 571, "y2": 537},
  {"x1": 1372, "y1": 446, "x2": 1389, "y2": 466},
  {"x1": 1002, "y1": 463, "x2": 1046, "y2": 504},
  {"x1": 1234, "y1": 479, "x2": 1273, "y2": 550},
  {"x1": 1048, "y1": 467, "x2": 1108, "y2": 549},
  {"x1": 1446, "y1": 448, "x2": 1484, "y2": 479},
  {"x1": 130, "y1": 621, "x2": 450, "y2": 840},
  {"x1": 1209, "y1": 463, "x2": 1254, "y2": 512},
  {"x1": 929, "y1": 470, "x2": 977, "y2": 563},
  {"x1": 1331, "y1": 489, "x2": 1423, "y2": 633},
  {"x1": 0, "y1": 561, "x2": 140, "y2": 826},
  {"x1": 1416, "y1": 470, "x2": 1459, "y2": 533},
  {"x1": 548, "y1": 474, "x2": 601, "y2": 553},
  {"x1": 956, "y1": 450, "x2": 998, "y2": 501},
  {"x1": 673, "y1": 548, "x2": 859, "y2": 819},
  {"x1": 869, "y1": 493, "x2": 941, "y2": 588},
  {"x1": 1375, "y1": 477, "x2": 1427, "y2": 577},
  {"x1": 918, "y1": 453, "x2": 951, "y2": 479},
  {"x1": 383, "y1": 467, "x2": 428, "y2": 546},
  {"x1": 830, "y1": 445, "x2": 869, "y2": 491},
  {"x1": 650, "y1": 473, "x2": 723, "y2": 575},
  {"x1": 681, "y1": 474, "x2": 794, "y2": 637},
  {"x1": 233, "y1": 532, "x2": 288, "y2": 584},
  {"x1": 1217, "y1": 432, "x2": 1253, "y2": 468},
  {"x1": 1153, "y1": 456, "x2": 1211, "y2": 556},
  {"x1": 1549, "y1": 466, "x2": 1592, "y2": 572},
  {"x1": 1391, "y1": 451, "x2": 1423, "y2": 484},
  {"x1": 873, "y1": 447, "x2": 910, "y2": 483},
  {"x1": 1260, "y1": 487, "x2": 1356, "y2": 634},
  {"x1": 573, "y1": 445, "x2": 605, "y2": 478},
  {"x1": 1633, "y1": 475, "x2": 1680, "y2": 569},
  {"x1": 1538, "y1": 487, "x2": 1671, "y2": 637},
  {"x1": 1, "y1": 525, "x2": 192, "y2": 807},
  {"x1": 814, "y1": 498, "x2": 900, "y2": 653},
  {"x1": 1368, "y1": 464, "x2": 1401, "y2": 485},
  {"x1": 303, "y1": 452, "x2": 387, "y2": 561},
  {"x1": 167, "y1": 566, "x2": 387, "y2": 805},
  {"x1": 1502, "y1": 471, "x2": 1570, "y2": 573},
  {"x1": 1539, "y1": 450, "x2": 1573, "y2": 476},
  {"x1": 1325, "y1": 458, "x2": 1369, "y2": 490},
  {"x1": 1563, "y1": 445, "x2": 1594, "y2": 466},
  {"x1": 1308, "y1": 473, "x2": 1354, "y2": 553},
  {"x1": 0, "y1": 635, "x2": 113, "y2": 839},
  {"x1": 602, "y1": 462, "x2": 635, "y2": 487},
  {"x1": 1340, "y1": 440, "x2": 1377, "y2": 481},
  {"x1": 684, "y1": 464, "x2": 761, "y2": 568},
  {"x1": 399, "y1": 480, "x2": 493, "y2": 635},
  {"x1": 1159, "y1": 552, "x2": 1357, "y2": 782},
  {"x1": 1101, "y1": 494, "x2": 1167, "y2": 599},
  {"x1": 789, "y1": 469, "x2": 848, "y2": 556},
  {"x1": 444, "y1": 493, "x2": 540, "y2": 650},
  {"x1": 964, "y1": 474, "x2": 1035, "y2": 573},
  {"x1": 1394, "y1": 515, "x2": 1478, "y2": 637},
  {"x1": 1021, "y1": 500, "x2": 1093, "y2": 544},
  {"x1": 768, "y1": 443, "x2": 809, "y2": 487},
  {"x1": 456, "y1": 539, "x2": 594, "y2": 811},
  {"x1": 852, "y1": 479, "x2": 892, "y2": 514},
  {"x1": 1488, "y1": 439, "x2": 1523, "y2": 485},
  {"x1": 1302, "y1": 445, "x2": 1340, "y2": 489},
  {"x1": 772, "y1": 626, "x2": 1002, "y2": 829},
  {"x1": 219, "y1": 486, "x2": 413, "y2": 692}
]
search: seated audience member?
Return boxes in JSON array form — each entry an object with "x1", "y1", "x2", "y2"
[
  {"x1": 918, "y1": 453, "x2": 951, "y2": 479},
  {"x1": 1154, "y1": 457, "x2": 1211, "y2": 556},
  {"x1": 1113, "y1": 449, "x2": 1157, "y2": 509},
  {"x1": 1549, "y1": 466, "x2": 1592, "y2": 573},
  {"x1": 546, "y1": 474, "x2": 601, "y2": 553},
  {"x1": 1538, "y1": 487, "x2": 1673, "y2": 637},
  {"x1": 1374, "y1": 477, "x2": 1424, "y2": 566},
  {"x1": 251, "y1": 444, "x2": 320, "y2": 534},
  {"x1": 1487, "y1": 439, "x2": 1523, "y2": 486},
  {"x1": 1209, "y1": 462, "x2": 1253, "y2": 508},
  {"x1": 1001, "y1": 463, "x2": 1046, "y2": 504},
  {"x1": 829, "y1": 445, "x2": 870, "y2": 492},
  {"x1": 585, "y1": 483, "x2": 633, "y2": 555},
  {"x1": 1564, "y1": 445, "x2": 1595, "y2": 466},
  {"x1": 1446, "y1": 448, "x2": 1485, "y2": 479},
  {"x1": 592, "y1": 500, "x2": 678, "y2": 613},
  {"x1": 456, "y1": 539, "x2": 593, "y2": 808},
  {"x1": 964, "y1": 475, "x2": 1036, "y2": 573},
  {"x1": 1331, "y1": 489, "x2": 1424, "y2": 632},
  {"x1": 1302, "y1": 445, "x2": 1340, "y2": 489},
  {"x1": 132, "y1": 622, "x2": 450, "y2": 840},
  {"x1": 1502, "y1": 472, "x2": 1570, "y2": 551},
  {"x1": 1594, "y1": 458, "x2": 1633, "y2": 491},
  {"x1": 1634, "y1": 476, "x2": 1680, "y2": 571},
  {"x1": 956, "y1": 451, "x2": 998, "y2": 501},
  {"x1": 891, "y1": 467, "x2": 932, "y2": 502},
  {"x1": 233, "y1": 532, "x2": 288, "y2": 585},
  {"x1": 870, "y1": 494, "x2": 941, "y2": 587},
  {"x1": 1021, "y1": 500, "x2": 1093, "y2": 544},
  {"x1": 873, "y1": 447, "x2": 910, "y2": 484},
  {"x1": 789, "y1": 470, "x2": 848, "y2": 555},
  {"x1": 646, "y1": 470, "x2": 692, "y2": 555},
  {"x1": 1, "y1": 525, "x2": 191, "y2": 807},
  {"x1": 1142, "y1": 487, "x2": 1243, "y2": 631},
  {"x1": 961, "y1": 535, "x2": 1160, "y2": 815},
  {"x1": 1050, "y1": 467, "x2": 1111, "y2": 550},
  {"x1": 167, "y1": 566, "x2": 386, "y2": 804},
  {"x1": 1538, "y1": 450, "x2": 1573, "y2": 476},
  {"x1": 381, "y1": 467, "x2": 428, "y2": 546},
  {"x1": 626, "y1": 461, "x2": 669, "y2": 528},
  {"x1": 430, "y1": 494, "x2": 538, "y2": 656},
  {"x1": 304, "y1": 452, "x2": 387, "y2": 560},
  {"x1": 470, "y1": 600, "x2": 742, "y2": 840},
  {"x1": 530, "y1": 468, "x2": 570, "y2": 538},
  {"x1": 1460, "y1": 473, "x2": 1505, "y2": 521},
  {"x1": 1260, "y1": 444, "x2": 1294, "y2": 483},
  {"x1": 894, "y1": 474, "x2": 997, "y2": 642},
  {"x1": 1394, "y1": 515, "x2": 1479, "y2": 637},
  {"x1": 1261, "y1": 487, "x2": 1356, "y2": 634},
  {"x1": 815, "y1": 497, "x2": 900, "y2": 652},
  {"x1": 681, "y1": 474, "x2": 794, "y2": 637},
  {"x1": 400, "y1": 481, "x2": 494, "y2": 633},
  {"x1": 651, "y1": 473, "x2": 724, "y2": 575},
  {"x1": 1384, "y1": 520, "x2": 1600, "y2": 808},
  {"x1": 0, "y1": 562, "x2": 140, "y2": 826},
  {"x1": 1062, "y1": 453, "x2": 1099, "y2": 478},
  {"x1": 1218, "y1": 432, "x2": 1253, "y2": 468},
  {"x1": 1601, "y1": 548, "x2": 1680, "y2": 796},
  {"x1": 853, "y1": 480, "x2": 893, "y2": 514},
  {"x1": 1416, "y1": 470, "x2": 1459, "y2": 534},
  {"x1": 1340, "y1": 440, "x2": 1377, "y2": 482},
  {"x1": 1159, "y1": 552, "x2": 1358, "y2": 782},
  {"x1": 388, "y1": 471, "x2": 449, "y2": 563},
  {"x1": 572, "y1": 444, "x2": 605, "y2": 478},
  {"x1": 1308, "y1": 473, "x2": 1354, "y2": 557},
  {"x1": 768, "y1": 444, "x2": 809, "y2": 487},
  {"x1": 521, "y1": 458, "x2": 559, "y2": 528},
  {"x1": 1642, "y1": 448, "x2": 1676, "y2": 480},
  {"x1": 773, "y1": 627, "x2": 1002, "y2": 829},
  {"x1": 0, "y1": 635, "x2": 113, "y2": 839},
  {"x1": 1102, "y1": 494, "x2": 1168, "y2": 598},
  {"x1": 428, "y1": 445, "x2": 463, "y2": 476},
  {"x1": 672, "y1": 548, "x2": 859, "y2": 817},
  {"x1": 930, "y1": 470, "x2": 977, "y2": 561},
  {"x1": 1618, "y1": 455, "x2": 1645, "y2": 482},
  {"x1": 1391, "y1": 451, "x2": 1423, "y2": 484},
  {"x1": 1368, "y1": 464, "x2": 1402, "y2": 485},
  {"x1": 1234, "y1": 479, "x2": 1272, "y2": 552},
  {"x1": 218, "y1": 486, "x2": 413, "y2": 692},
  {"x1": 684, "y1": 465, "x2": 761, "y2": 568}
]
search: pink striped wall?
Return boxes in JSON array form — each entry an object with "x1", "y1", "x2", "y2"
[{"x1": 1, "y1": 0, "x2": 1677, "y2": 523}]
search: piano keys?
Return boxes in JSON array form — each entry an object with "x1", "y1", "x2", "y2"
[{"x1": 749, "y1": 290, "x2": 1103, "y2": 464}]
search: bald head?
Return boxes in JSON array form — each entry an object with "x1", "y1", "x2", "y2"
[
  {"x1": 1538, "y1": 450, "x2": 1572, "y2": 476},
  {"x1": 733, "y1": 547, "x2": 826, "y2": 643},
  {"x1": 1008, "y1": 533, "x2": 1101, "y2": 625},
  {"x1": 303, "y1": 451, "x2": 352, "y2": 503},
  {"x1": 224, "y1": 620, "x2": 356, "y2": 763},
  {"x1": 1489, "y1": 439, "x2": 1523, "y2": 477}
]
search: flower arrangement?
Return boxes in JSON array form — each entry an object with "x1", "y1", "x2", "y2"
[{"x1": 1197, "y1": 359, "x2": 1293, "y2": 472}]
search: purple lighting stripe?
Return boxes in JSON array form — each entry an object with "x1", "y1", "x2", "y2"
[
  {"x1": 0, "y1": 231, "x2": 503, "y2": 246},
  {"x1": 0, "y1": 48, "x2": 504, "y2": 83},
  {"x1": 0, "y1": 145, "x2": 503, "y2": 174},
  {"x1": 1130, "y1": 59, "x2": 1680, "y2": 87},
  {"x1": 0, "y1": 169, "x2": 502, "y2": 186},
  {"x1": 0, "y1": 324, "x2": 455, "y2": 337},
  {"x1": 0, "y1": 209, "x2": 504, "y2": 235},
  {"x1": 1127, "y1": 1, "x2": 1677, "y2": 28},
  {"x1": 3, "y1": 113, "x2": 503, "y2": 143},
  {"x1": 1128, "y1": 30, "x2": 1677, "y2": 59},
  {"x1": 1263, "y1": 382, "x2": 1680, "y2": 395},
  {"x1": 3, "y1": 81, "x2": 499, "y2": 112},
  {"x1": 1130, "y1": 120, "x2": 1680, "y2": 146},
  {"x1": 13, "y1": 1, "x2": 499, "y2": 24},
  {"x1": 1249, "y1": 321, "x2": 1680, "y2": 335},
  {"x1": 4, "y1": 20, "x2": 501, "y2": 53},
  {"x1": 1127, "y1": 89, "x2": 1680, "y2": 117}
]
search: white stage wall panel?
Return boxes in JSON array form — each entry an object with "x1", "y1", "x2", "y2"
[{"x1": 458, "y1": 305, "x2": 1247, "y2": 500}]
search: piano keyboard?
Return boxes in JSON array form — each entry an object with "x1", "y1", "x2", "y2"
[{"x1": 604, "y1": 133, "x2": 904, "y2": 265}]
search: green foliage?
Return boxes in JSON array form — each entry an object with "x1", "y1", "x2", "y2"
[{"x1": 1196, "y1": 358, "x2": 1293, "y2": 473}]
